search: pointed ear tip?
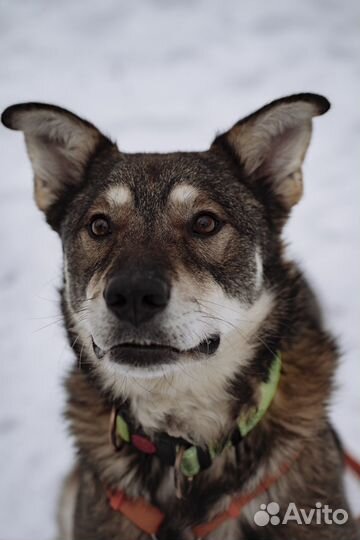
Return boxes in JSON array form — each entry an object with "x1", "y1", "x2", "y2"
[
  {"x1": 1, "y1": 103, "x2": 38, "y2": 130},
  {"x1": 282, "y1": 93, "x2": 330, "y2": 116},
  {"x1": 2, "y1": 102, "x2": 49, "y2": 130},
  {"x1": 272, "y1": 93, "x2": 330, "y2": 117},
  {"x1": 310, "y1": 94, "x2": 331, "y2": 116},
  {"x1": 1, "y1": 105, "x2": 19, "y2": 130}
]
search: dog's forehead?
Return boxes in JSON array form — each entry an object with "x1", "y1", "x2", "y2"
[
  {"x1": 104, "y1": 182, "x2": 199, "y2": 209},
  {"x1": 96, "y1": 151, "x2": 221, "y2": 211}
]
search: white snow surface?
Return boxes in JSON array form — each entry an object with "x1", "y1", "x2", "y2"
[{"x1": 0, "y1": 1, "x2": 359, "y2": 538}]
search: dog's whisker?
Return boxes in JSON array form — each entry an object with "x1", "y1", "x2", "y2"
[
  {"x1": 33, "y1": 319, "x2": 64, "y2": 333},
  {"x1": 200, "y1": 296, "x2": 294, "y2": 333},
  {"x1": 28, "y1": 314, "x2": 62, "y2": 321}
]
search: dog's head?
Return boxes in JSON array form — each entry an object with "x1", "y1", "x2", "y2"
[{"x1": 2, "y1": 95, "x2": 329, "y2": 393}]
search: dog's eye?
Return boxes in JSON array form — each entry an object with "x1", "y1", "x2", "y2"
[
  {"x1": 88, "y1": 216, "x2": 111, "y2": 238},
  {"x1": 191, "y1": 213, "x2": 221, "y2": 236}
]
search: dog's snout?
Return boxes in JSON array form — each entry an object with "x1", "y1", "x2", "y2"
[{"x1": 104, "y1": 272, "x2": 170, "y2": 326}]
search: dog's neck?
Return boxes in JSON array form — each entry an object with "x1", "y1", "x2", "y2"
[
  {"x1": 98, "y1": 334, "x2": 277, "y2": 447},
  {"x1": 117, "y1": 350, "x2": 280, "y2": 448},
  {"x1": 109, "y1": 353, "x2": 281, "y2": 486},
  {"x1": 124, "y1": 366, "x2": 239, "y2": 446}
]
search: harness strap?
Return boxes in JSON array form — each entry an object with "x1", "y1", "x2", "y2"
[
  {"x1": 107, "y1": 449, "x2": 360, "y2": 538},
  {"x1": 107, "y1": 456, "x2": 295, "y2": 539},
  {"x1": 108, "y1": 489, "x2": 164, "y2": 535}
]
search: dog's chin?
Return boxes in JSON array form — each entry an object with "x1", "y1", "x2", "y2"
[{"x1": 91, "y1": 335, "x2": 220, "y2": 374}]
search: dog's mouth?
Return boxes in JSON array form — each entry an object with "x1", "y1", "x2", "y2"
[{"x1": 91, "y1": 335, "x2": 220, "y2": 366}]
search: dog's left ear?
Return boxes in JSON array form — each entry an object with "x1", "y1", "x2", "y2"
[
  {"x1": 1, "y1": 103, "x2": 113, "y2": 222},
  {"x1": 212, "y1": 93, "x2": 330, "y2": 210}
]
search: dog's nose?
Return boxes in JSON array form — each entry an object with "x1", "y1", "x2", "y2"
[{"x1": 104, "y1": 272, "x2": 170, "y2": 326}]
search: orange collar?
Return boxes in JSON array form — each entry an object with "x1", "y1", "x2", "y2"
[{"x1": 107, "y1": 457, "x2": 295, "y2": 539}]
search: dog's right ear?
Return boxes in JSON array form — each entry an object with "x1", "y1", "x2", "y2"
[{"x1": 1, "y1": 103, "x2": 113, "y2": 223}]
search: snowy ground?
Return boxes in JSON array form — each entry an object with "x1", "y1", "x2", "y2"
[{"x1": 0, "y1": 1, "x2": 359, "y2": 538}]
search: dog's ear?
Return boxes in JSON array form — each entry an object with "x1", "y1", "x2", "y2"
[
  {"x1": 212, "y1": 93, "x2": 330, "y2": 210},
  {"x1": 1, "y1": 103, "x2": 113, "y2": 217}
]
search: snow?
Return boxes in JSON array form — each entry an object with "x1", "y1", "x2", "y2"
[{"x1": 0, "y1": 1, "x2": 359, "y2": 538}]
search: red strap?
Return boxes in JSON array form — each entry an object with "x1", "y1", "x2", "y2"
[
  {"x1": 108, "y1": 489, "x2": 164, "y2": 535},
  {"x1": 193, "y1": 510, "x2": 230, "y2": 538},
  {"x1": 344, "y1": 451, "x2": 360, "y2": 479},
  {"x1": 192, "y1": 460, "x2": 292, "y2": 538}
]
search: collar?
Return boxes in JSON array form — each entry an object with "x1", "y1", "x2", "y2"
[{"x1": 110, "y1": 352, "x2": 282, "y2": 480}]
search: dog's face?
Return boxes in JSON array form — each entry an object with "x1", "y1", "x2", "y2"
[
  {"x1": 62, "y1": 151, "x2": 270, "y2": 378},
  {"x1": 2, "y1": 95, "x2": 329, "y2": 389}
]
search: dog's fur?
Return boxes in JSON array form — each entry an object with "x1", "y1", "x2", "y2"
[{"x1": 2, "y1": 95, "x2": 358, "y2": 539}]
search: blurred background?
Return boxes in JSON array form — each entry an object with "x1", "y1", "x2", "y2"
[{"x1": 0, "y1": 0, "x2": 359, "y2": 537}]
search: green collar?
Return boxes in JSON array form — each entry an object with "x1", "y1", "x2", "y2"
[
  {"x1": 238, "y1": 351, "x2": 281, "y2": 437},
  {"x1": 111, "y1": 352, "x2": 281, "y2": 479}
]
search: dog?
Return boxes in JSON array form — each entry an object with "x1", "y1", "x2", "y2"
[{"x1": 2, "y1": 94, "x2": 358, "y2": 539}]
